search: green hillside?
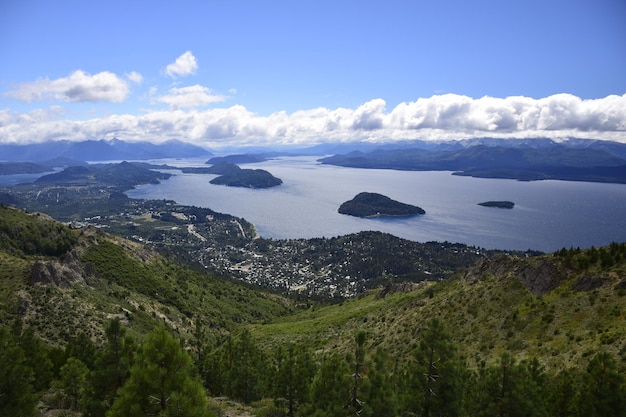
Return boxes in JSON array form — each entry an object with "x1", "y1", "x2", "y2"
[
  {"x1": 250, "y1": 249, "x2": 626, "y2": 371},
  {"x1": 1, "y1": 203, "x2": 625, "y2": 416},
  {"x1": 0, "y1": 205, "x2": 294, "y2": 347}
]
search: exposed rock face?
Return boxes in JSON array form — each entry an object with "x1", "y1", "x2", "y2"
[
  {"x1": 571, "y1": 274, "x2": 605, "y2": 291},
  {"x1": 460, "y1": 254, "x2": 565, "y2": 296},
  {"x1": 30, "y1": 248, "x2": 99, "y2": 287}
]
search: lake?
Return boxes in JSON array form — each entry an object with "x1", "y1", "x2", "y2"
[{"x1": 125, "y1": 156, "x2": 626, "y2": 253}]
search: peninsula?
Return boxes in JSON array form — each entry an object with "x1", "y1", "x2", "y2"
[{"x1": 338, "y1": 192, "x2": 425, "y2": 218}]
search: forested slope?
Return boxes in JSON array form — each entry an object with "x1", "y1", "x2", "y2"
[{"x1": 1, "y1": 204, "x2": 625, "y2": 416}]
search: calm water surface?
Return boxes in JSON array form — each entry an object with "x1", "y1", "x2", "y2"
[{"x1": 124, "y1": 156, "x2": 626, "y2": 252}]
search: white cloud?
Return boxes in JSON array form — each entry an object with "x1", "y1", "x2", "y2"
[
  {"x1": 155, "y1": 85, "x2": 226, "y2": 108},
  {"x1": 352, "y1": 99, "x2": 386, "y2": 130},
  {"x1": 1, "y1": 93, "x2": 625, "y2": 146},
  {"x1": 126, "y1": 71, "x2": 143, "y2": 84},
  {"x1": 165, "y1": 51, "x2": 198, "y2": 78},
  {"x1": 385, "y1": 94, "x2": 626, "y2": 135},
  {"x1": 5, "y1": 70, "x2": 130, "y2": 103}
]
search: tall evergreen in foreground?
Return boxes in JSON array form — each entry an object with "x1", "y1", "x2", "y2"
[
  {"x1": 106, "y1": 327, "x2": 210, "y2": 417},
  {"x1": 273, "y1": 343, "x2": 315, "y2": 417},
  {"x1": 0, "y1": 327, "x2": 36, "y2": 417},
  {"x1": 406, "y1": 318, "x2": 463, "y2": 417}
]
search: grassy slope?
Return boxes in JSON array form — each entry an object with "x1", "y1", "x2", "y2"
[
  {"x1": 0, "y1": 205, "x2": 295, "y2": 346},
  {"x1": 2, "y1": 204, "x2": 625, "y2": 373},
  {"x1": 250, "y1": 254, "x2": 626, "y2": 371}
]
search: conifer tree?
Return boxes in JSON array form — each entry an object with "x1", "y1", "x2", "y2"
[
  {"x1": 469, "y1": 352, "x2": 546, "y2": 417},
  {"x1": 227, "y1": 329, "x2": 267, "y2": 403},
  {"x1": 0, "y1": 327, "x2": 36, "y2": 417},
  {"x1": 86, "y1": 319, "x2": 136, "y2": 417},
  {"x1": 366, "y1": 346, "x2": 398, "y2": 417},
  {"x1": 12, "y1": 321, "x2": 53, "y2": 392},
  {"x1": 579, "y1": 351, "x2": 626, "y2": 417},
  {"x1": 65, "y1": 331, "x2": 97, "y2": 370},
  {"x1": 409, "y1": 318, "x2": 462, "y2": 417},
  {"x1": 273, "y1": 343, "x2": 315, "y2": 417},
  {"x1": 347, "y1": 331, "x2": 368, "y2": 416},
  {"x1": 60, "y1": 357, "x2": 90, "y2": 412},
  {"x1": 306, "y1": 353, "x2": 351, "y2": 417},
  {"x1": 545, "y1": 368, "x2": 583, "y2": 417},
  {"x1": 106, "y1": 327, "x2": 209, "y2": 417}
]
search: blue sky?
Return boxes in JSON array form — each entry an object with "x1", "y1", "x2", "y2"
[{"x1": 1, "y1": 0, "x2": 625, "y2": 148}]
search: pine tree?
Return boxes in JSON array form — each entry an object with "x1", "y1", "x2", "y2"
[
  {"x1": 273, "y1": 343, "x2": 315, "y2": 417},
  {"x1": 106, "y1": 327, "x2": 209, "y2": 417},
  {"x1": 227, "y1": 329, "x2": 267, "y2": 403},
  {"x1": 0, "y1": 327, "x2": 36, "y2": 417},
  {"x1": 545, "y1": 367, "x2": 583, "y2": 417},
  {"x1": 12, "y1": 321, "x2": 53, "y2": 392},
  {"x1": 409, "y1": 318, "x2": 462, "y2": 417},
  {"x1": 306, "y1": 353, "x2": 351, "y2": 417},
  {"x1": 87, "y1": 319, "x2": 136, "y2": 417},
  {"x1": 60, "y1": 357, "x2": 90, "y2": 412},
  {"x1": 579, "y1": 351, "x2": 626, "y2": 417},
  {"x1": 347, "y1": 331, "x2": 368, "y2": 416},
  {"x1": 65, "y1": 331, "x2": 97, "y2": 370},
  {"x1": 469, "y1": 352, "x2": 546, "y2": 417},
  {"x1": 366, "y1": 346, "x2": 398, "y2": 417}
]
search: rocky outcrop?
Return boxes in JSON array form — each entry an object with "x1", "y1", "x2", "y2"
[
  {"x1": 30, "y1": 248, "x2": 99, "y2": 287},
  {"x1": 460, "y1": 254, "x2": 566, "y2": 296}
]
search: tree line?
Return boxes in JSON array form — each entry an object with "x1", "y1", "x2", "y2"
[{"x1": 2, "y1": 318, "x2": 625, "y2": 417}]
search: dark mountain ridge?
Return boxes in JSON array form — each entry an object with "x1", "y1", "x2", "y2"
[
  {"x1": 34, "y1": 161, "x2": 171, "y2": 188},
  {"x1": 319, "y1": 142, "x2": 626, "y2": 183},
  {"x1": 0, "y1": 138, "x2": 212, "y2": 162}
]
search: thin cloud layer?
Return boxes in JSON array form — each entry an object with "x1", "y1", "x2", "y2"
[
  {"x1": 4, "y1": 70, "x2": 130, "y2": 103},
  {"x1": 126, "y1": 71, "x2": 144, "y2": 84},
  {"x1": 155, "y1": 85, "x2": 226, "y2": 109},
  {"x1": 1, "y1": 93, "x2": 625, "y2": 146},
  {"x1": 165, "y1": 51, "x2": 198, "y2": 78}
]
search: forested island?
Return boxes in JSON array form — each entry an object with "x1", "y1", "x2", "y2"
[
  {"x1": 338, "y1": 192, "x2": 425, "y2": 218},
  {"x1": 478, "y1": 200, "x2": 515, "y2": 209},
  {"x1": 206, "y1": 162, "x2": 282, "y2": 188}
]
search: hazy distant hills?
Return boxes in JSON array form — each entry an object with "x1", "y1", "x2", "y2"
[
  {"x1": 319, "y1": 138, "x2": 626, "y2": 183},
  {"x1": 4, "y1": 136, "x2": 626, "y2": 184},
  {"x1": 34, "y1": 161, "x2": 171, "y2": 188},
  {"x1": 0, "y1": 138, "x2": 212, "y2": 162}
]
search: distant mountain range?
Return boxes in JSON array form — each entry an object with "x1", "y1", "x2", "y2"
[
  {"x1": 4, "y1": 137, "x2": 626, "y2": 183},
  {"x1": 0, "y1": 138, "x2": 212, "y2": 162},
  {"x1": 318, "y1": 138, "x2": 626, "y2": 183}
]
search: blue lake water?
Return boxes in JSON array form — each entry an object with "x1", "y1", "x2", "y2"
[{"x1": 125, "y1": 156, "x2": 626, "y2": 253}]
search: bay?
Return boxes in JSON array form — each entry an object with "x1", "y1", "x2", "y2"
[{"x1": 125, "y1": 156, "x2": 626, "y2": 253}]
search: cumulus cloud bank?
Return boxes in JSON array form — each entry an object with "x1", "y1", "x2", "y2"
[
  {"x1": 1, "y1": 93, "x2": 625, "y2": 146},
  {"x1": 4, "y1": 70, "x2": 130, "y2": 103},
  {"x1": 165, "y1": 51, "x2": 198, "y2": 78}
]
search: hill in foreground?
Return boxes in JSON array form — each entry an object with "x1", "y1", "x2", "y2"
[
  {"x1": 0, "y1": 205, "x2": 293, "y2": 346},
  {"x1": 1, "y1": 204, "x2": 626, "y2": 416},
  {"x1": 2, "y1": 203, "x2": 624, "y2": 365}
]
